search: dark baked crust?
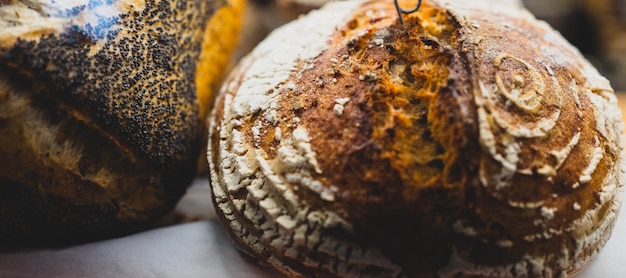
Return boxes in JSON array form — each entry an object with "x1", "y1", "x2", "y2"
[
  {"x1": 0, "y1": 0, "x2": 226, "y2": 167},
  {"x1": 269, "y1": 4, "x2": 473, "y2": 273},
  {"x1": 209, "y1": 0, "x2": 624, "y2": 276},
  {"x1": 0, "y1": 0, "x2": 240, "y2": 242}
]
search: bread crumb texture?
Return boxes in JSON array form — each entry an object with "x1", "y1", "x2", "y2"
[
  {"x1": 208, "y1": 0, "x2": 625, "y2": 276},
  {"x1": 0, "y1": 0, "x2": 241, "y2": 241}
]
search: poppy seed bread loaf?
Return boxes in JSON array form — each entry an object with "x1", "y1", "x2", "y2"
[{"x1": 0, "y1": 0, "x2": 243, "y2": 242}]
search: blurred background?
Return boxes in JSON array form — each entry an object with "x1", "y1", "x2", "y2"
[
  {"x1": 241, "y1": 0, "x2": 626, "y2": 91},
  {"x1": 524, "y1": 0, "x2": 626, "y2": 91}
]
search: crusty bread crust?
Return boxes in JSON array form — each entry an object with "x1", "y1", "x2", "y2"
[
  {"x1": 0, "y1": 0, "x2": 242, "y2": 242},
  {"x1": 208, "y1": 0, "x2": 625, "y2": 276}
]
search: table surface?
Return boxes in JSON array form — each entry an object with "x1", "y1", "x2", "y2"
[{"x1": 1, "y1": 94, "x2": 625, "y2": 278}]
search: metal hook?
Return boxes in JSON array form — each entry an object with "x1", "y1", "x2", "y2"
[{"x1": 394, "y1": 0, "x2": 422, "y2": 25}]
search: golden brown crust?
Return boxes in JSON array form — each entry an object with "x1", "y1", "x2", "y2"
[
  {"x1": 209, "y1": 0, "x2": 624, "y2": 276},
  {"x1": 268, "y1": 3, "x2": 474, "y2": 272},
  {"x1": 0, "y1": 0, "x2": 242, "y2": 242},
  {"x1": 446, "y1": 0, "x2": 623, "y2": 272}
]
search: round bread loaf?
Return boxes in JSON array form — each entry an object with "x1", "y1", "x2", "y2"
[
  {"x1": 0, "y1": 0, "x2": 243, "y2": 242},
  {"x1": 208, "y1": 0, "x2": 625, "y2": 276}
]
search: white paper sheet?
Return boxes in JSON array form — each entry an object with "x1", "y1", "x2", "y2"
[{"x1": 0, "y1": 178, "x2": 624, "y2": 277}]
